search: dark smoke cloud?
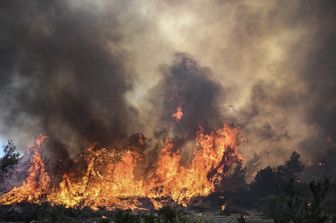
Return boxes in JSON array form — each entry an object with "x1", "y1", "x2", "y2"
[
  {"x1": 0, "y1": 0, "x2": 141, "y2": 158},
  {"x1": 301, "y1": 1, "x2": 336, "y2": 135},
  {"x1": 151, "y1": 54, "x2": 224, "y2": 145},
  {"x1": 296, "y1": 1, "x2": 336, "y2": 174}
]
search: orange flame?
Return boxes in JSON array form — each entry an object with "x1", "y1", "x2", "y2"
[
  {"x1": 0, "y1": 125, "x2": 243, "y2": 210},
  {"x1": 171, "y1": 106, "x2": 183, "y2": 121},
  {"x1": 0, "y1": 135, "x2": 50, "y2": 205}
]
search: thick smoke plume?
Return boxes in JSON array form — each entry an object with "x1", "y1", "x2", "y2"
[
  {"x1": 0, "y1": 0, "x2": 141, "y2": 159},
  {"x1": 1, "y1": 0, "x2": 336, "y2": 177},
  {"x1": 152, "y1": 54, "x2": 223, "y2": 142}
]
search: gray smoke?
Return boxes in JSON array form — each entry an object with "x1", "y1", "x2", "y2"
[
  {"x1": 151, "y1": 54, "x2": 224, "y2": 144},
  {"x1": 0, "y1": 0, "x2": 141, "y2": 160}
]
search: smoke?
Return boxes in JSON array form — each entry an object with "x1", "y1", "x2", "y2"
[
  {"x1": 151, "y1": 54, "x2": 223, "y2": 143},
  {"x1": 224, "y1": 0, "x2": 336, "y2": 169},
  {"x1": 1, "y1": 0, "x2": 336, "y2": 175},
  {"x1": 0, "y1": 0, "x2": 141, "y2": 159}
]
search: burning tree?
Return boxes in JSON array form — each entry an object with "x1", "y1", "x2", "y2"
[
  {"x1": 0, "y1": 125, "x2": 244, "y2": 210},
  {"x1": 0, "y1": 135, "x2": 50, "y2": 205}
]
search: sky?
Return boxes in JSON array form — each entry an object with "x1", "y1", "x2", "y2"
[
  {"x1": 1, "y1": 0, "x2": 336, "y2": 171},
  {"x1": 0, "y1": 138, "x2": 6, "y2": 157}
]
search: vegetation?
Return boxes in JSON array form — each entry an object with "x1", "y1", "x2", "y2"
[
  {"x1": 0, "y1": 203, "x2": 112, "y2": 223},
  {"x1": 209, "y1": 151, "x2": 335, "y2": 222},
  {"x1": 215, "y1": 151, "x2": 307, "y2": 208},
  {"x1": 0, "y1": 204, "x2": 211, "y2": 223},
  {"x1": 115, "y1": 206, "x2": 211, "y2": 223},
  {"x1": 157, "y1": 205, "x2": 210, "y2": 223},
  {"x1": 0, "y1": 142, "x2": 334, "y2": 222},
  {"x1": 0, "y1": 139, "x2": 20, "y2": 171},
  {"x1": 0, "y1": 140, "x2": 20, "y2": 192},
  {"x1": 261, "y1": 178, "x2": 330, "y2": 223},
  {"x1": 255, "y1": 153, "x2": 333, "y2": 223}
]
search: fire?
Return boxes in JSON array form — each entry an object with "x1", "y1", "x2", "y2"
[
  {"x1": 171, "y1": 106, "x2": 183, "y2": 121},
  {"x1": 0, "y1": 125, "x2": 243, "y2": 210},
  {"x1": 0, "y1": 135, "x2": 50, "y2": 205}
]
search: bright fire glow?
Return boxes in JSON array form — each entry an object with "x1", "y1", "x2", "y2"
[
  {"x1": 171, "y1": 106, "x2": 184, "y2": 121},
  {"x1": 0, "y1": 135, "x2": 50, "y2": 205},
  {"x1": 0, "y1": 125, "x2": 242, "y2": 210}
]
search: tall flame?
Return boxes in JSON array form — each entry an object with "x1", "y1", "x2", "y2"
[
  {"x1": 0, "y1": 125, "x2": 242, "y2": 210},
  {"x1": 0, "y1": 135, "x2": 50, "y2": 205}
]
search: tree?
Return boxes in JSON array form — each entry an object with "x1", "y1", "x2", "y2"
[
  {"x1": 262, "y1": 178, "x2": 330, "y2": 223},
  {"x1": 0, "y1": 140, "x2": 20, "y2": 171},
  {"x1": 217, "y1": 162, "x2": 247, "y2": 192},
  {"x1": 249, "y1": 151, "x2": 306, "y2": 209},
  {"x1": 262, "y1": 179, "x2": 305, "y2": 223},
  {"x1": 277, "y1": 151, "x2": 304, "y2": 181},
  {"x1": 304, "y1": 179, "x2": 330, "y2": 223},
  {"x1": 250, "y1": 166, "x2": 281, "y2": 198}
]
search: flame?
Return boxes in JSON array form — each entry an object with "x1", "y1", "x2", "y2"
[
  {"x1": 221, "y1": 204, "x2": 226, "y2": 211},
  {"x1": 0, "y1": 125, "x2": 243, "y2": 210},
  {"x1": 171, "y1": 106, "x2": 183, "y2": 121},
  {"x1": 0, "y1": 135, "x2": 50, "y2": 205}
]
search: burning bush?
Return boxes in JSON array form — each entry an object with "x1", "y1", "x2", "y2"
[{"x1": 0, "y1": 125, "x2": 243, "y2": 210}]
